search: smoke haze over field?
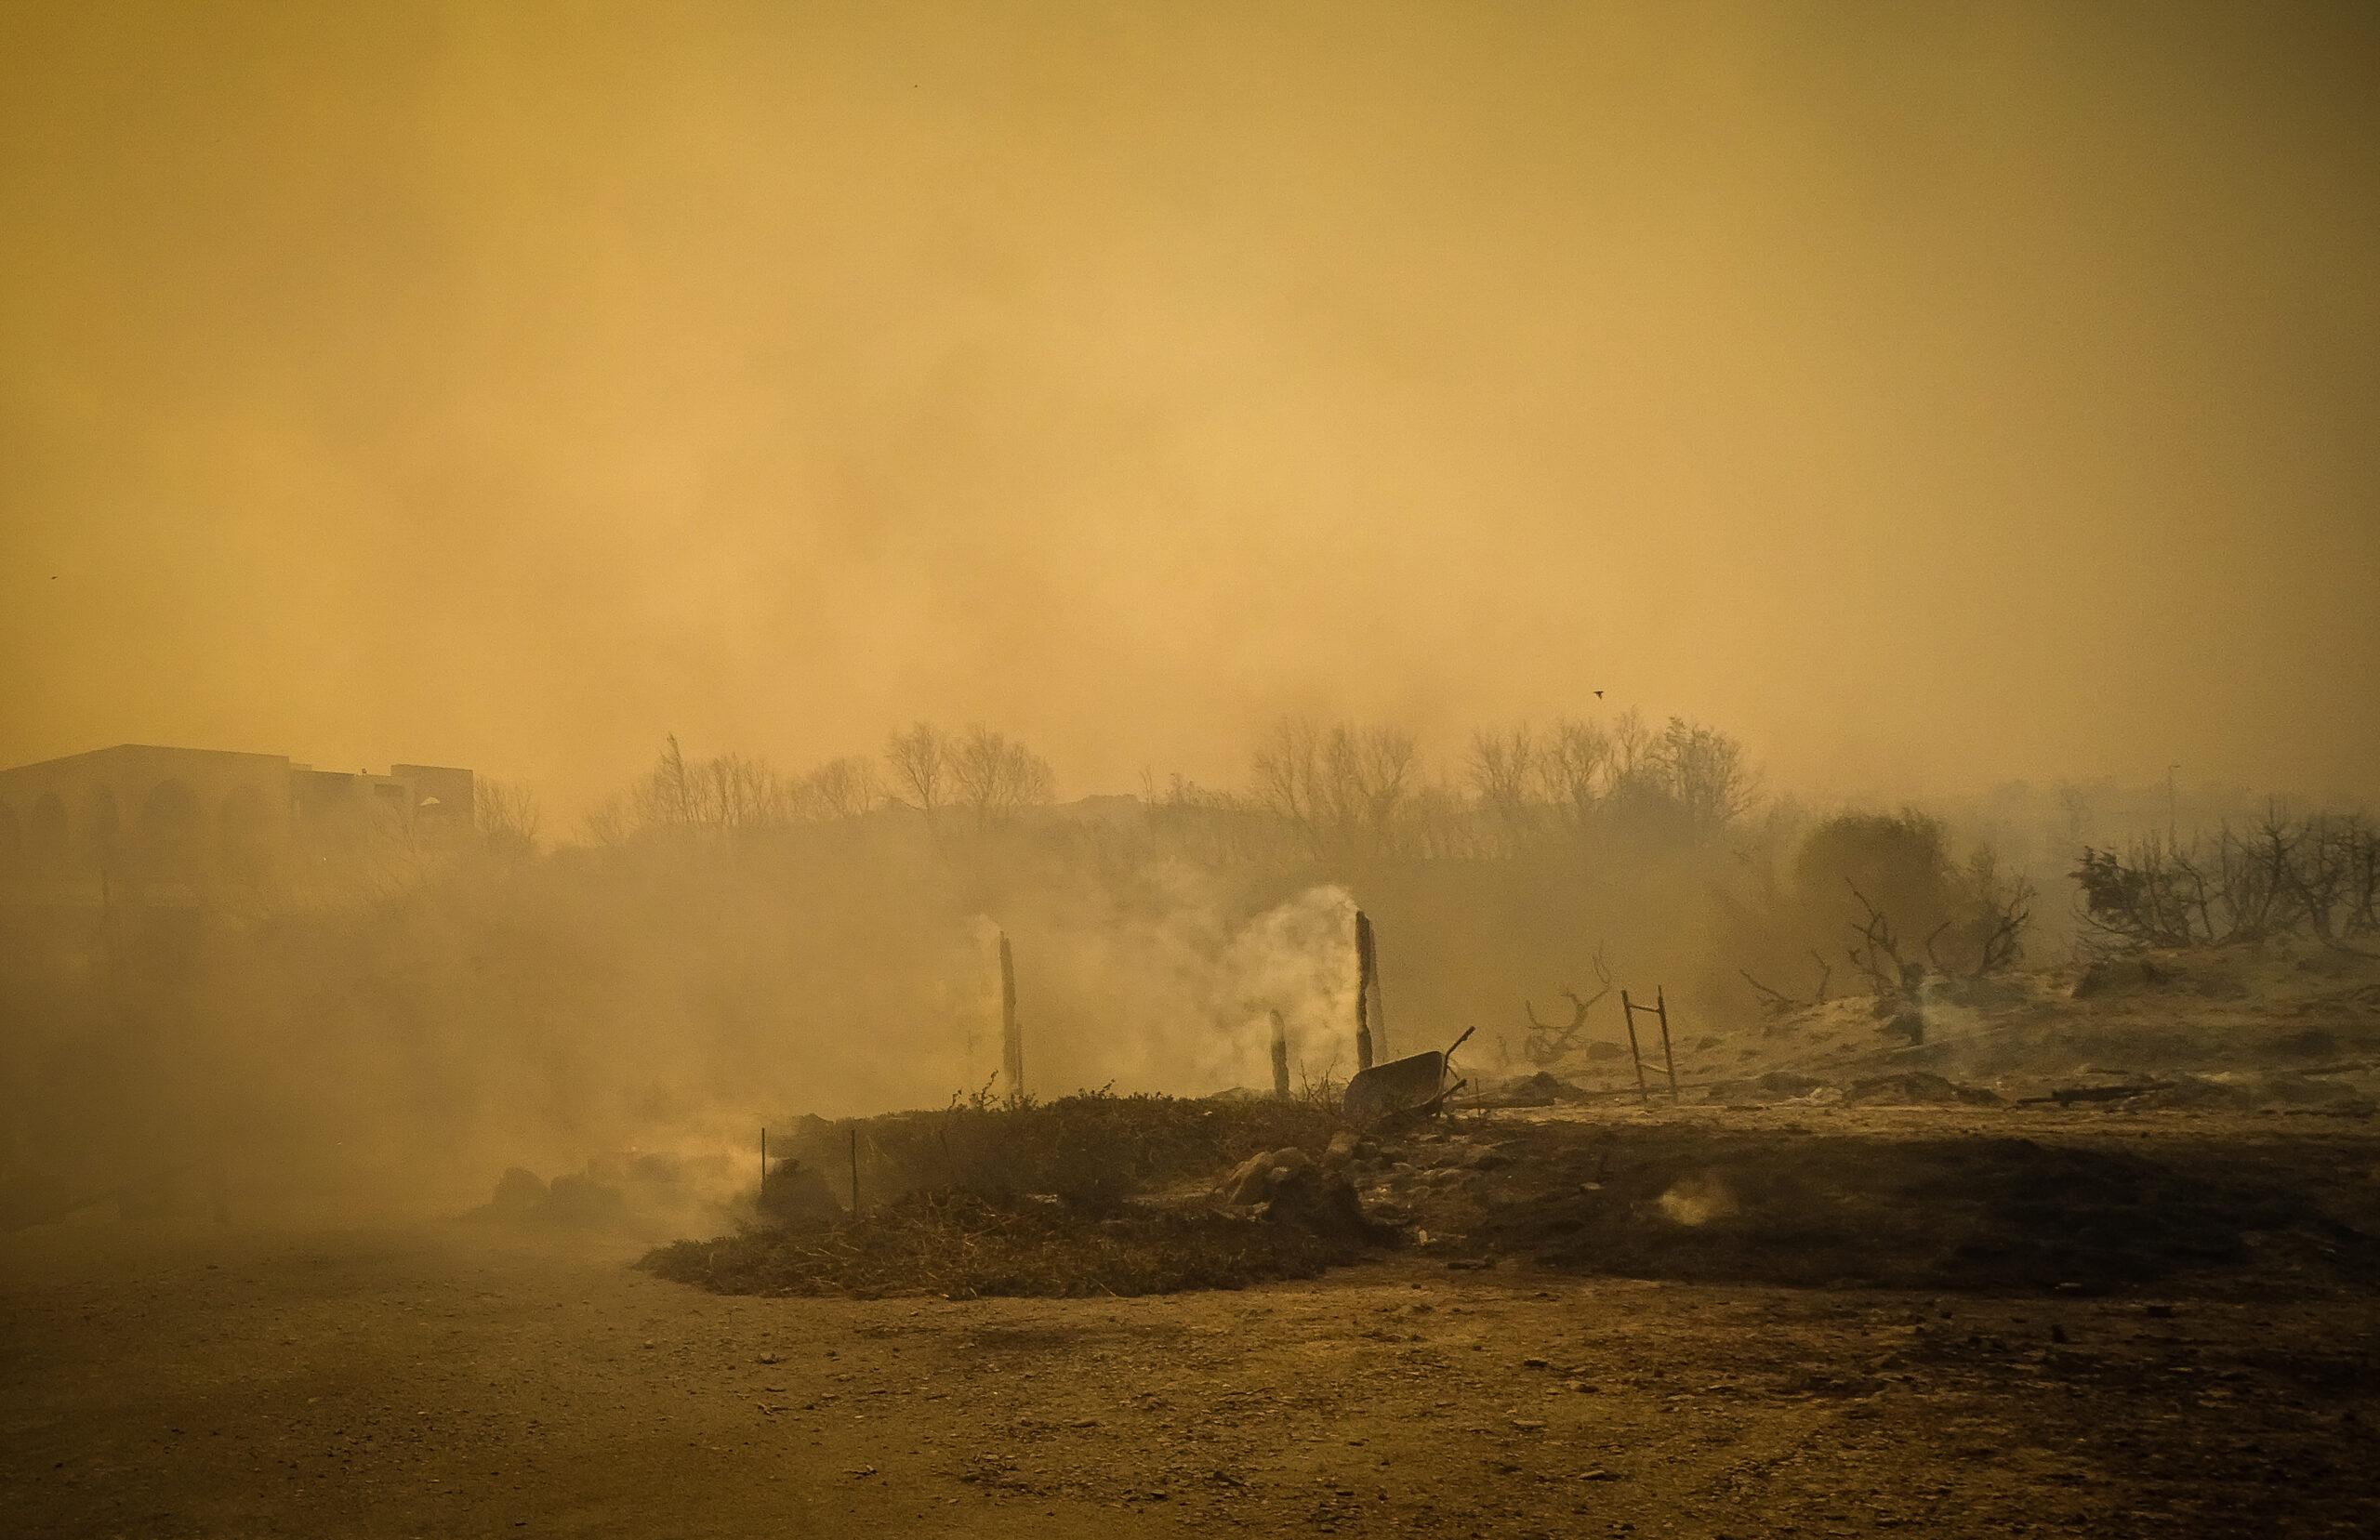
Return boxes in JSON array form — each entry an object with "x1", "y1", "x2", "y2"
[
  {"x1": 4, "y1": 1, "x2": 2377, "y2": 810},
  {"x1": 14, "y1": 19, "x2": 2380, "y2": 1535}
]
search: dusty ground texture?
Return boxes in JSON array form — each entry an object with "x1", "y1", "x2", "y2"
[
  {"x1": 10, "y1": 941, "x2": 2379, "y2": 1537},
  {"x1": 7, "y1": 1105, "x2": 2378, "y2": 1540}
]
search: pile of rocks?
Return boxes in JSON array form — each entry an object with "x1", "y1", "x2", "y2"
[{"x1": 1214, "y1": 1133, "x2": 1384, "y2": 1240}]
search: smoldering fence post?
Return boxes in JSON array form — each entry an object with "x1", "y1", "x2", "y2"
[
  {"x1": 760, "y1": 1126, "x2": 767, "y2": 1200},
  {"x1": 1655, "y1": 986, "x2": 1680, "y2": 1102},
  {"x1": 1270, "y1": 1009, "x2": 1290, "y2": 1099},
  {"x1": 998, "y1": 930, "x2": 1023, "y2": 1104},
  {"x1": 1618, "y1": 989, "x2": 1651, "y2": 1106},
  {"x1": 849, "y1": 1126, "x2": 860, "y2": 1217},
  {"x1": 1366, "y1": 915, "x2": 1386, "y2": 1061},
  {"x1": 1354, "y1": 910, "x2": 1380, "y2": 1071}
]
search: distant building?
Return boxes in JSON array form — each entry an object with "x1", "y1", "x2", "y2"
[{"x1": 0, "y1": 744, "x2": 474, "y2": 888}]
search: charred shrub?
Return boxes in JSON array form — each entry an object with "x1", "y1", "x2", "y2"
[
  {"x1": 770, "y1": 1087, "x2": 1344, "y2": 1217},
  {"x1": 641, "y1": 1190, "x2": 1365, "y2": 1298}
]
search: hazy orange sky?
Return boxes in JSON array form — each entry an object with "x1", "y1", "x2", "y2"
[{"x1": 5, "y1": 1, "x2": 2375, "y2": 815}]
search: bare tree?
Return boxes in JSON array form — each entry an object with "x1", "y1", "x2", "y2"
[
  {"x1": 1467, "y1": 726, "x2": 1536, "y2": 829},
  {"x1": 1571, "y1": 711, "x2": 1755, "y2": 844},
  {"x1": 1933, "y1": 847, "x2": 2034, "y2": 977},
  {"x1": 1251, "y1": 716, "x2": 1325, "y2": 847},
  {"x1": 611, "y1": 738, "x2": 795, "y2": 843},
  {"x1": 2344, "y1": 814, "x2": 2380, "y2": 940},
  {"x1": 790, "y1": 756, "x2": 881, "y2": 821},
  {"x1": 1251, "y1": 717, "x2": 1418, "y2": 860},
  {"x1": 580, "y1": 793, "x2": 633, "y2": 848},
  {"x1": 697, "y1": 753, "x2": 791, "y2": 832},
  {"x1": 883, "y1": 722, "x2": 951, "y2": 827},
  {"x1": 1345, "y1": 724, "x2": 1417, "y2": 845},
  {"x1": 1654, "y1": 717, "x2": 1757, "y2": 833},
  {"x1": 1608, "y1": 709, "x2": 1652, "y2": 785},
  {"x1": 473, "y1": 778, "x2": 542, "y2": 859},
  {"x1": 646, "y1": 734, "x2": 697, "y2": 829},
  {"x1": 950, "y1": 726, "x2": 1056, "y2": 828},
  {"x1": 1536, "y1": 716, "x2": 1613, "y2": 833}
]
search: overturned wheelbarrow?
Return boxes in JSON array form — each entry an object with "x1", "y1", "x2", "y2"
[{"x1": 1343, "y1": 1027, "x2": 1474, "y2": 1125}]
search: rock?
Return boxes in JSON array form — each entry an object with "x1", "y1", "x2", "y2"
[
  {"x1": 1220, "y1": 1146, "x2": 1381, "y2": 1238},
  {"x1": 1221, "y1": 1151, "x2": 1274, "y2": 1204},
  {"x1": 1223, "y1": 1146, "x2": 1316, "y2": 1206}
]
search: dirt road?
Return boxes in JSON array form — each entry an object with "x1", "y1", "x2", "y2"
[{"x1": 6, "y1": 1210, "x2": 2375, "y2": 1540}]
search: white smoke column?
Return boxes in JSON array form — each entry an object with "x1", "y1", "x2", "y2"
[
  {"x1": 1219, "y1": 884, "x2": 1361, "y2": 1091},
  {"x1": 982, "y1": 875, "x2": 1363, "y2": 1098}
]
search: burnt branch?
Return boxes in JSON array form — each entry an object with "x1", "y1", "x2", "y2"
[
  {"x1": 1522, "y1": 946, "x2": 1610, "y2": 1065},
  {"x1": 1844, "y1": 882, "x2": 1921, "y2": 1000},
  {"x1": 1741, "y1": 950, "x2": 1833, "y2": 1016}
]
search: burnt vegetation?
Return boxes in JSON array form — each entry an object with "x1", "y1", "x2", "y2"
[
  {"x1": 4, "y1": 695, "x2": 2369, "y2": 1244},
  {"x1": 1725, "y1": 808, "x2": 2039, "y2": 1040},
  {"x1": 641, "y1": 1088, "x2": 1361, "y2": 1298},
  {"x1": 2075, "y1": 808, "x2": 2380, "y2": 952}
]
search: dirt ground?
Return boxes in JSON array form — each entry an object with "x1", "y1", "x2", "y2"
[{"x1": 7, "y1": 1107, "x2": 2377, "y2": 1540}]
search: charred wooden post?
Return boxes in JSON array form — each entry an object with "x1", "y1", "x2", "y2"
[
  {"x1": 1355, "y1": 909, "x2": 1382, "y2": 1070},
  {"x1": 1366, "y1": 917, "x2": 1386, "y2": 1062},
  {"x1": 1270, "y1": 1009, "x2": 1291, "y2": 1099},
  {"x1": 998, "y1": 930, "x2": 1024, "y2": 1103},
  {"x1": 1617, "y1": 988, "x2": 1651, "y2": 1105},
  {"x1": 1654, "y1": 986, "x2": 1680, "y2": 1102}
]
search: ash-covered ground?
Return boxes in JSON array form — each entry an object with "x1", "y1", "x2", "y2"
[{"x1": 7, "y1": 939, "x2": 2380, "y2": 1538}]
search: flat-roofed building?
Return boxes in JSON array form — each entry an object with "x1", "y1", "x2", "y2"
[{"x1": 0, "y1": 744, "x2": 473, "y2": 889}]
